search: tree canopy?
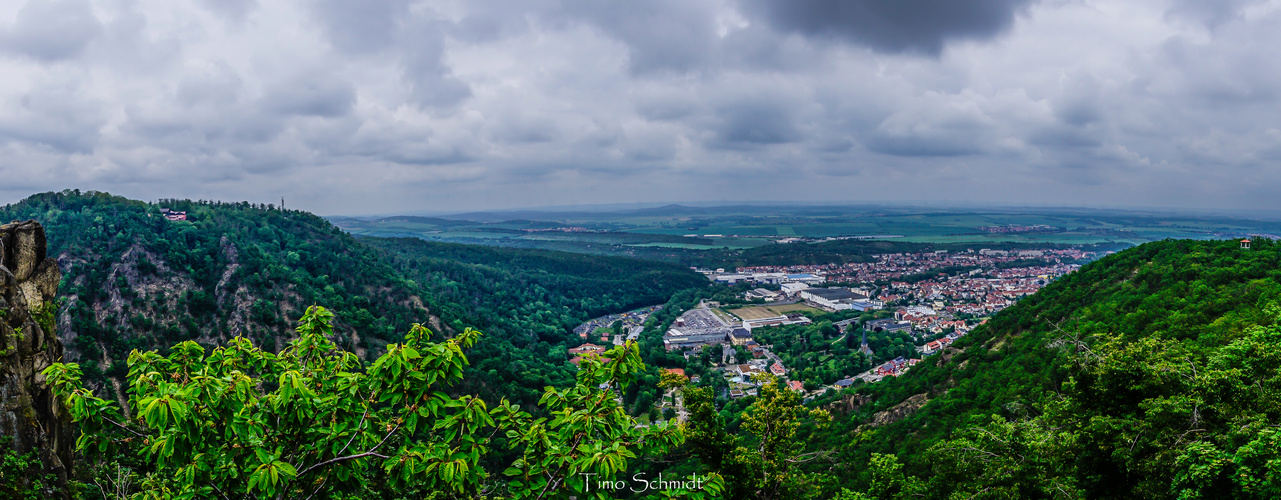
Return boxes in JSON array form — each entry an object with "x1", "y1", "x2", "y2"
[{"x1": 45, "y1": 306, "x2": 719, "y2": 499}]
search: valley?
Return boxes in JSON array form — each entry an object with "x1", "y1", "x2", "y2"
[{"x1": 4, "y1": 191, "x2": 1281, "y2": 499}]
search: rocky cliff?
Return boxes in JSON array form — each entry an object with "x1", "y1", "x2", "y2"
[{"x1": 0, "y1": 220, "x2": 71, "y2": 494}]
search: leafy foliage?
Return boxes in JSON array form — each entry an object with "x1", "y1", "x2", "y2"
[
  {"x1": 0, "y1": 437, "x2": 57, "y2": 500},
  {"x1": 46, "y1": 305, "x2": 704, "y2": 499},
  {"x1": 683, "y1": 376, "x2": 831, "y2": 500}
]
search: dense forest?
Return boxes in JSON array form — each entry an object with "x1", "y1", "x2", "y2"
[{"x1": 360, "y1": 237, "x2": 710, "y2": 403}]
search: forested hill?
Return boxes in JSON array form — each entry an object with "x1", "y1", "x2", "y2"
[
  {"x1": 0, "y1": 191, "x2": 435, "y2": 402},
  {"x1": 827, "y1": 238, "x2": 1281, "y2": 498},
  {"x1": 360, "y1": 237, "x2": 710, "y2": 402},
  {"x1": 0, "y1": 191, "x2": 708, "y2": 406}
]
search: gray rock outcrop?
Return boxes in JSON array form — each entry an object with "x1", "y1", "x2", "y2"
[
  {"x1": 0, "y1": 220, "x2": 71, "y2": 495},
  {"x1": 867, "y1": 393, "x2": 929, "y2": 428}
]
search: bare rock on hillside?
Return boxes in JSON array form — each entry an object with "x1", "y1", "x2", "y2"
[
  {"x1": 868, "y1": 393, "x2": 929, "y2": 428},
  {"x1": 0, "y1": 220, "x2": 72, "y2": 497}
]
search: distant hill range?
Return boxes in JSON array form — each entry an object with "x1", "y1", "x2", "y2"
[{"x1": 330, "y1": 203, "x2": 1281, "y2": 267}]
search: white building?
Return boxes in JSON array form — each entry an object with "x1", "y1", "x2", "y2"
[
  {"x1": 780, "y1": 282, "x2": 810, "y2": 295},
  {"x1": 800, "y1": 288, "x2": 876, "y2": 311}
]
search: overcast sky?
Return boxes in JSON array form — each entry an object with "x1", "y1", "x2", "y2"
[{"x1": 0, "y1": 0, "x2": 1278, "y2": 215}]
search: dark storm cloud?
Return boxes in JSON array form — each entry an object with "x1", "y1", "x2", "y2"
[
  {"x1": 740, "y1": 0, "x2": 1037, "y2": 54},
  {"x1": 0, "y1": 0, "x2": 102, "y2": 61}
]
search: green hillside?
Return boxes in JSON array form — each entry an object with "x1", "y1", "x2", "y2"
[{"x1": 823, "y1": 238, "x2": 1281, "y2": 498}]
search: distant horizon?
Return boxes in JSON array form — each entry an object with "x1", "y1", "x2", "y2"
[{"x1": 322, "y1": 198, "x2": 1281, "y2": 222}]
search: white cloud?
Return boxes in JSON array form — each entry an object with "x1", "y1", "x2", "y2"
[{"x1": 0, "y1": 0, "x2": 1278, "y2": 214}]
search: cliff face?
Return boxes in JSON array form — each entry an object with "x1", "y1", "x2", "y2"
[{"x1": 0, "y1": 220, "x2": 71, "y2": 493}]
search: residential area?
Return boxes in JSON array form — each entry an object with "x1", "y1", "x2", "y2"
[
  {"x1": 573, "y1": 304, "x2": 663, "y2": 346},
  {"x1": 562, "y1": 247, "x2": 1086, "y2": 423},
  {"x1": 660, "y1": 248, "x2": 1085, "y2": 404}
]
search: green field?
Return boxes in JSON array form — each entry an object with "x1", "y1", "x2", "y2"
[{"x1": 625, "y1": 243, "x2": 718, "y2": 250}]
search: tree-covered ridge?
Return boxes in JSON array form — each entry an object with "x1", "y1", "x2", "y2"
[
  {"x1": 827, "y1": 238, "x2": 1281, "y2": 498},
  {"x1": 1, "y1": 191, "x2": 433, "y2": 398},
  {"x1": 362, "y1": 236, "x2": 710, "y2": 404}
]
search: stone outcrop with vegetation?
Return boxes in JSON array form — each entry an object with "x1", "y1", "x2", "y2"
[{"x1": 0, "y1": 220, "x2": 72, "y2": 496}]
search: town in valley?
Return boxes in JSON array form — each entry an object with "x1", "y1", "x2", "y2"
[{"x1": 570, "y1": 246, "x2": 1090, "y2": 422}]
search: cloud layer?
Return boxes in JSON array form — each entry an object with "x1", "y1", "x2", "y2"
[{"x1": 0, "y1": 0, "x2": 1279, "y2": 214}]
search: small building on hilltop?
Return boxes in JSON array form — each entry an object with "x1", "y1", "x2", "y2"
[{"x1": 159, "y1": 208, "x2": 188, "y2": 221}]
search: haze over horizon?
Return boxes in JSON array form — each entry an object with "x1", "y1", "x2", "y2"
[
  {"x1": 331, "y1": 200, "x2": 1281, "y2": 222},
  {"x1": 1, "y1": 0, "x2": 1279, "y2": 214}
]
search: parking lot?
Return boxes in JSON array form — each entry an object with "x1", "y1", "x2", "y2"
[{"x1": 676, "y1": 307, "x2": 726, "y2": 330}]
